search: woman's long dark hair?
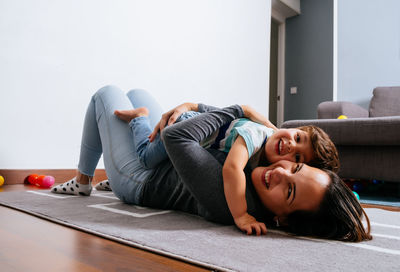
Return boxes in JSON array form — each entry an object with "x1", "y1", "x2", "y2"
[{"x1": 285, "y1": 170, "x2": 372, "y2": 242}]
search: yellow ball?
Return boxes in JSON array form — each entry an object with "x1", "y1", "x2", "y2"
[
  {"x1": 337, "y1": 115, "x2": 348, "y2": 119},
  {"x1": 0, "y1": 175, "x2": 4, "y2": 187}
]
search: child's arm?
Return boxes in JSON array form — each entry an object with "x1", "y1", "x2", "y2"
[
  {"x1": 222, "y1": 136, "x2": 268, "y2": 235},
  {"x1": 241, "y1": 105, "x2": 278, "y2": 131}
]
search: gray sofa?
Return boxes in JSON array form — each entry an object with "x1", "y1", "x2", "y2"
[{"x1": 281, "y1": 86, "x2": 400, "y2": 182}]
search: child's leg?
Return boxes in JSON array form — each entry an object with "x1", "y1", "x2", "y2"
[
  {"x1": 53, "y1": 85, "x2": 155, "y2": 204},
  {"x1": 129, "y1": 116, "x2": 169, "y2": 168},
  {"x1": 125, "y1": 89, "x2": 169, "y2": 169},
  {"x1": 176, "y1": 111, "x2": 201, "y2": 122},
  {"x1": 126, "y1": 89, "x2": 163, "y2": 128},
  {"x1": 128, "y1": 109, "x2": 201, "y2": 168}
]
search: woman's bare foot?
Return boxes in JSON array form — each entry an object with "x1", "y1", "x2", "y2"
[{"x1": 114, "y1": 107, "x2": 149, "y2": 123}]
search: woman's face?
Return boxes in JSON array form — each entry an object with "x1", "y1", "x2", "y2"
[{"x1": 251, "y1": 160, "x2": 330, "y2": 218}]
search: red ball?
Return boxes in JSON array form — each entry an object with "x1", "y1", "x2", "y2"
[{"x1": 27, "y1": 174, "x2": 39, "y2": 185}]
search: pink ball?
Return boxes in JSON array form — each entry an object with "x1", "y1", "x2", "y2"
[{"x1": 41, "y1": 176, "x2": 55, "y2": 188}]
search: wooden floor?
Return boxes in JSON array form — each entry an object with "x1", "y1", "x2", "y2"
[
  {"x1": 1, "y1": 184, "x2": 399, "y2": 272},
  {"x1": 0, "y1": 184, "x2": 210, "y2": 272}
]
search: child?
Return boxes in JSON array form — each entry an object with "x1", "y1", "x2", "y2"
[{"x1": 112, "y1": 105, "x2": 339, "y2": 234}]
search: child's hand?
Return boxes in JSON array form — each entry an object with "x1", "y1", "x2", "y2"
[{"x1": 234, "y1": 213, "x2": 267, "y2": 235}]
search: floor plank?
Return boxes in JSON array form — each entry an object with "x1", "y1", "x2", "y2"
[{"x1": 0, "y1": 184, "x2": 210, "y2": 272}]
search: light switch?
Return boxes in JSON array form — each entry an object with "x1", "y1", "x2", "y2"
[{"x1": 290, "y1": 87, "x2": 297, "y2": 94}]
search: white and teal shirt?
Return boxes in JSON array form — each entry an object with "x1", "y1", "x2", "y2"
[{"x1": 202, "y1": 118, "x2": 275, "y2": 168}]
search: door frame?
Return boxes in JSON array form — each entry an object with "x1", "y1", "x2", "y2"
[
  {"x1": 271, "y1": 0, "x2": 300, "y2": 127},
  {"x1": 270, "y1": 16, "x2": 285, "y2": 127}
]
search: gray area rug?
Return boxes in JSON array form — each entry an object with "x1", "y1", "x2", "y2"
[{"x1": 0, "y1": 190, "x2": 399, "y2": 272}]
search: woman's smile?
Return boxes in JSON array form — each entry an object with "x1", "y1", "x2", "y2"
[{"x1": 261, "y1": 168, "x2": 271, "y2": 189}]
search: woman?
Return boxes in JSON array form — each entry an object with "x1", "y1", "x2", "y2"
[{"x1": 52, "y1": 85, "x2": 371, "y2": 241}]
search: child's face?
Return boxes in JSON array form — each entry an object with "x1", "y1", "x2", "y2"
[
  {"x1": 264, "y1": 128, "x2": 314, "y2": 164},
  {"x1": 251, "y1": 160, "x2": 330, "y2": 217}
]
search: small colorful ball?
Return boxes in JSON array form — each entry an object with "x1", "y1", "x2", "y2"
[
  {"x1": 37, "y1": 175, "x2": 46, "y2": 186},
  {"x1": 41, "y1": 176, "x2": 55, "y2": 188},
  {"x1": 28, "y1": 174, "x2": 39, "y2": 185},
  {"x1": 353, "y1": 191, "x2": 360, "y2": 200},
  {"x1": 337, "y1": 115, "x2": 348, "y2": 119},
  {"x1": 0, "y1": 175, "x2": 4, "y2": 187}
]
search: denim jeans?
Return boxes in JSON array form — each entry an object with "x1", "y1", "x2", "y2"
[
  {"x1": 77, "y1": 85, "x2": 164, "y2": 204},
  {"x1": 129, "y1": 111, "x2": 201, "y2": 168}
]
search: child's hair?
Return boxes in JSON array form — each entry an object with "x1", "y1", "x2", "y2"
[
  {"x1": 285, "y1": 170, "x2": 372, "y2": 242},
  {"x1": 298, "y1": 125, "x2": 340, "y2": 173}
]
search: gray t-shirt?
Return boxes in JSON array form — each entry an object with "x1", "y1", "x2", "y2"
[{"x1": 141, "y1": 104, "x2": 267, "y2": 224}]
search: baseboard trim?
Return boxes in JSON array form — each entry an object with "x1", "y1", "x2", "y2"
[{"x1": 0, "y1": 169, "x2": 107, "y2": 185}]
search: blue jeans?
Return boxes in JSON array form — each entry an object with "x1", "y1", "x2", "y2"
[
  {"x1": 77, "y1": 85, "x2": 164, "y2": 203},
  {"x1": 129, "y1": 111, "x2": 201, "y2": 168}
]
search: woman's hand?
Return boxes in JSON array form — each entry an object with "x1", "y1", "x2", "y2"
[
  {"x1": 148, "y1": 102, "x2": 198, "y2": 142},
  {"x1": 234, "y1": 213, "x2": 268, "y2": 235},
  {"x1": 241, "y1": 105, "x2": 278, "y2": 131}
]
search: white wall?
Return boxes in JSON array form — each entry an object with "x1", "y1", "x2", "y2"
[{"x1": 0, "y1": 0, "x2": 271, "y2": 169}]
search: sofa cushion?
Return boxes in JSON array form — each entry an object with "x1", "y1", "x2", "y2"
[
  {"x1": 317, "y1": 101, "x2": 368, "y2": 119},
  {"x1": 369, "y1": 87, "x2": 400, "y2": 117},
  {"x1": 281, "y1": 116, "x2": 400, "y2": 146}
]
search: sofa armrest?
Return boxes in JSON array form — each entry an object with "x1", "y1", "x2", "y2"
[
  {"x1": 317, "y1": 101, "x2": 369, "y2": 119},
  {"x1": 281, "y1": 116, "x2": 400, "y2": 145}
]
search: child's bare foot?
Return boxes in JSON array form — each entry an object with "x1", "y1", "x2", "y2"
[{"x1": 114, "y1": 107, "x2": 149, "y2": 123}]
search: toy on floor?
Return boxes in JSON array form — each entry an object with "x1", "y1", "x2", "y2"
[
  {"x1": 353, "y1": 191, "x2": 360, "y2": 200},
  {"x1": 352, "y1": 181, "x2": 364, "y2": 192},
  {"x1": 27, "y1": 174, "x2": 55, "y2": 188},
  {"x1": 0, "y1": 175, "x2": 4, "y2": 187},
  {"x1": 337, "y1": 115, "x2": 348, "y2": 119}
]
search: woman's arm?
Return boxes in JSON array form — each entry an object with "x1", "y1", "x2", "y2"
[
  {"x1": 148, "y1": 102, "x2": 198, "y2": 142},
  {"x1": 149, "y1": 102, "x2": 275, "y2": 141},
  {"x1": 148, "y1": 102, "x2": 223, "y2": 142},
  {"x1": 161, "y1": 105, "x2": 245, "y2": 223}
]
